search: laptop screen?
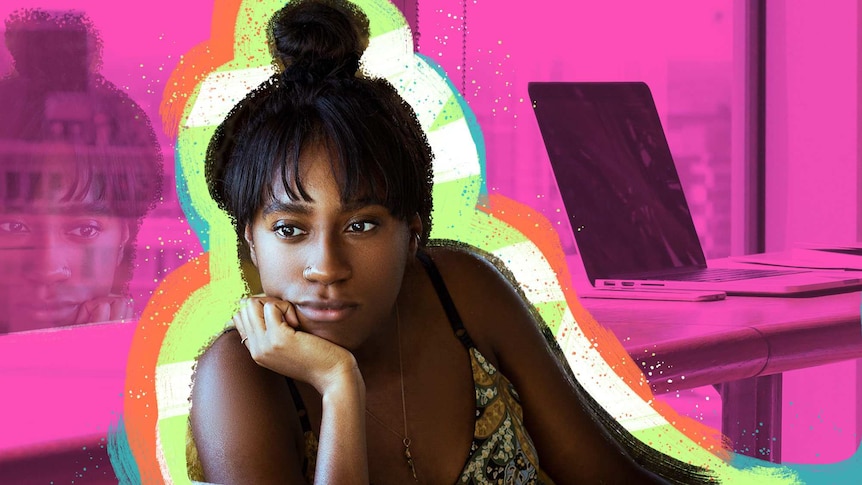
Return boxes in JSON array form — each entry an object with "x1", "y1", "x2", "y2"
[{"x1": 529, "y1": 82, "x2": 706, "y2": 284}]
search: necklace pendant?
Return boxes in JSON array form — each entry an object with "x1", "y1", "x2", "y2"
[{"x1": 403, "y1": 439, "x2": 418, "y2": 481}]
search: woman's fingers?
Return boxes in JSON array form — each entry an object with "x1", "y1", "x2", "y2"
[
  {"x1": 265, "y1": 299, "x2": 299, "y2": 329},
  {"x1": 284, "y1": 302, "x2": 300, "y2": 329},
  {"x1": 74, "y1": 295, "x2": 134, "y2": 324},
  {"x1": 263, "y1": 301, "x2": 286, "y2": 327},
  {"x1": 106, "y1": 295, "x2": 133, "y2": 321},
  {"x1": 228, "y1": 296, "x2": 357, "y2": 391},
  {"x1": 234, "y1": 298, "x2": 257, "y2": 349},
  {"x1": 235, "y1": 297, "x2": 294, "y2": 350},
  {"x1": 240, "y1": 298, "x2": 266, "y2": 339},
  {"x1": 91, "y1": 302, "x2": 111, "y2": 323},
  {"x1": 114, "y1": 297, "x2": 134, "y2": 321},
  {"x1": 232, "y1": 312, "x2": 248, "y2": 346}
]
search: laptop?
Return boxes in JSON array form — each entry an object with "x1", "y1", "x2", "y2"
[{"x1": 528, "y1": 81, "x2": 862, "y2": 296}]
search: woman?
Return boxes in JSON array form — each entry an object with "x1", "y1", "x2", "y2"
[
  {"x1": 188, "y1": 1, "x2": 705, "y2": 483},
  {"x1": 0, "y1": 9, "x2": 163, "y2": 332}
]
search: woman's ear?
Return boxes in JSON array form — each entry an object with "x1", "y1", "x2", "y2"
[
  {"x1": 116, "y1": 222, "x2": 131, "y2": 267},
  {"x1": 408, "y1": 214, "x2": 423, "y2": 255},
  {"x1": 244, "y1": 225, "x2": 258, "y2": 267}
]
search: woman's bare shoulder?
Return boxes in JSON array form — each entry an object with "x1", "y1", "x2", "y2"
[
  {"x1": 196, "y1": 329, "x2": 259, "y2": 379},
  {"x1": 192, "y1": 328, "x2": 300, "y2": 425},
  {"x1": 191, "y1": 329, "x2": 307, "y2": 484},
  {"x1": 423, "y1": 242, "x2": 535, "y2": 355},
  {"x1": 424, "y1": 242, "x2": 507, "y2": 283}
]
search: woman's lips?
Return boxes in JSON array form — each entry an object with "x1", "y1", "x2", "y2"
[
  {"x1": 295, "y1": 301, "x2": 358, "y2": 323},
  {"x1": 18, "y1": 301, "x2": 80, "y2": 324}
]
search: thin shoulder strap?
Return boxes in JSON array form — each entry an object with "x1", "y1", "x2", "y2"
[
  {"x1": 285, "y1": 378, "x2": 312, "y2": 434},
  {"x1": 416, "y1": 250, "x2": 475, "y2": 349},
  {"x1": 285, "y1": 378, "x2": 313, "y2": 477}
]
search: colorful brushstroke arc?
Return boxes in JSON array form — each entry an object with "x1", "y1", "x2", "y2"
[
  {"x1": 733, "y1": 447, "x2": 862, "y2": 485},
  {"x1": 115, "y1": 0, "x2": 826, "y2": 483},
  {"x1": 122, "y1": 254, "x2": 210, "y2": 484},
  {"x1": 108, "y1": 418, "x2": 142, "y2": 484}
]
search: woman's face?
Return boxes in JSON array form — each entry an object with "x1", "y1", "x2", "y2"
[
  {"x1": 245, "y1": 146, "x2": 419, "y2": 350},
  {"x1": 0, "y1": 166, "x2": 129, "y2": 332}
]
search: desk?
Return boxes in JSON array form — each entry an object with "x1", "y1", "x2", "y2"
[
  {"x1": 0, "y1": 321, "x2": 133, "y2": 483},
  {"x1": 579, "y1": 291, "x2": 862, "y2": 462}
]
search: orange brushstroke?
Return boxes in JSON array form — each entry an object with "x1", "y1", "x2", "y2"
[
  {"x1": 159, "y1": 0, "x2": 244, "y2": 138},
  {"x1": 123, "y1": 253, "x2": 210, "y2": 483}
]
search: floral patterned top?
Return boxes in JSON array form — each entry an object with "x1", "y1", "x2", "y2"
[
  {"x1": 457, "y1": 346, "x2": 553, "y2": 484},
  {"x1": 289, "y1": 345, "x2": 554, "y2": 484},
  {"x1": 292, "y1": 251, "x2": 554, "y2": 484}
]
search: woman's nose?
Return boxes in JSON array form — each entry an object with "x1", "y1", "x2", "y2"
[
  {"x1": 302, "y1": 236, "x2": 352, "y2": 285},
  {"x1": 24, "y1": 236, "x2": 73, "y2": 284}
]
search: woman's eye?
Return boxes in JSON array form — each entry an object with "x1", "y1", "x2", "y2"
[
  {"x1": 67, "y1": 223, "x2": 102, "y2": 239},
  {"x1": 274, "y1": 223, "x2": 307, "y2": 238},
  {"x1": 347, "y1": 221, "x2": 378, "y2": 233},
  {"x1": 0, "y1": 221, "x2": 29, "y2": 234}
]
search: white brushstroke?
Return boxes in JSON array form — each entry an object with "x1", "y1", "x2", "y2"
[
  {"x1": 155, "y1": 361, "x2": 195, "y2": 419},
  {"x1": 185, "y1": 66, "x2": 274, "y2": 127},
  {"x1": 427, "y1": 118, "x2": 481, "y2": 184},
  {"x1": 361, "y1": 26, "x2": 413, "y2": 78},
  {"x1": 156, "y1": 426, "x2": 175, "y2": 485},
  {"x1": 554, "y1": 309, "x2": 668, "y2": 432},
  {"x1": 492, "y1": 241, "x2": 566, "y2": 303}
]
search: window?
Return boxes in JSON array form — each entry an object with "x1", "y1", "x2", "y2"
[{"x1": 417, "y1": 0, "x2": 739, "y2": 259}]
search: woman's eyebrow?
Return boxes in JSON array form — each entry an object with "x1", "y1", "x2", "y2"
[
  {"x1": 261, "y1": 200, "x2": 311, "y2": 216},
  {"x1": 64, "y1": 202, "x2": 113, "y2": 216},
  {"x1": 341, "y1": 199, "x2": 384, "y2": 212},
  {"x1": 0, "y1": 201, "x2": 112, "y2": 215}
]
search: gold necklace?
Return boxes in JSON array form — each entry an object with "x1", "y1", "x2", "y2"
[{"x1": 365, "y1": 307, "x2": 418, "y2": 482}]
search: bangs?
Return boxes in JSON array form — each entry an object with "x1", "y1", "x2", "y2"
[
  {"x1": 209, "y1": 75, "x2": 433, "y2": 244},
  {"x1": 229, "y1": 91, "x2": 414, "y2": 223},
  {"x1": 270, "y1": 123, "x2": 392, "y2": 210},
  {"x1": 0, "y1": 142, "x2": 160, "y2": 217}
]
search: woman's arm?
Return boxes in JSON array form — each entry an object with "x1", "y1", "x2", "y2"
[
  {"x1": 190, "y1": 329, "x2": 308, "y2": 484},
  {"x1": 314, "y1": 363, "x2": 367, "y2": 484},
  {"x1": 190, "y1": 298, "x2": 368, "y2": 485},
  {"x1": 433, "y1": 247, "x2": 668, "y2": 485}
]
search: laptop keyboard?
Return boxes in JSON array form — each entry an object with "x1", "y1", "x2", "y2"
[{"x1": 657, "y1": 268, "x2": 805, "y2": 283}]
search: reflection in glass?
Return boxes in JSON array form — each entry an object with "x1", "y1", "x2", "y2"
[{"x1": 0, "y1": 9, "x2": 162, "y2": 333}]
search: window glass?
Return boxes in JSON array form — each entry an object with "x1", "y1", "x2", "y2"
[{"x1": 418, "y1": 0, "x2": 735, "y2": 259}]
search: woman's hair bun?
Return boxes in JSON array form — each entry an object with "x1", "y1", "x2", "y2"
[
  {"x1": 269, "y1": 0, "x2": 370, "y2": 83},
  {"x1": 4, "y1": 9, "x2": 101, "y2": 90}
]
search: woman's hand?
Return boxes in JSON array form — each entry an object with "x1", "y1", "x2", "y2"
[
  {"x1": 74, "y1": 294, "x2": 134, "y2": 324},
  {"x1": 226, "y1": 296, "x2": 369, "y2": 484},
  {"x1": 233, "y1": 296, "x2": 360, "y2": 394}
]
